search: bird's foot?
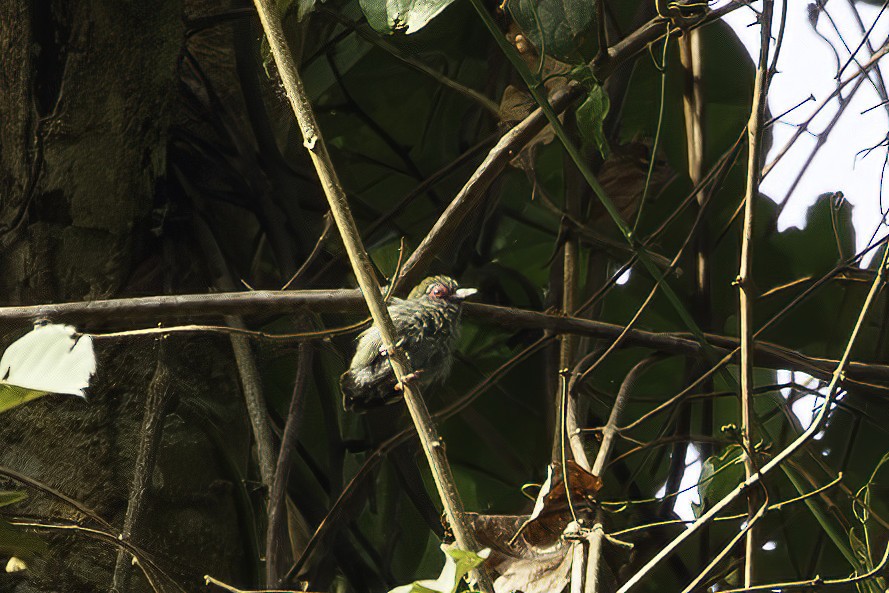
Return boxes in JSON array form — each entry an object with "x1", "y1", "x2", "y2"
[
  {"x1": 378, "y1": 338, "x2": 406, "y2": 358},
  {"x1": 394, "y1": 369, "x2": 424, "y2": 391}
]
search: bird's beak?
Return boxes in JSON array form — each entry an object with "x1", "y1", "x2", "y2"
[{"x1": 453, "y1": 288, "x2": 478, "y2": 301}]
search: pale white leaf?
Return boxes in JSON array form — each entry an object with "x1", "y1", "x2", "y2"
[{"x1": 0, "y1": 324, "x2": 96, "y2": 397}]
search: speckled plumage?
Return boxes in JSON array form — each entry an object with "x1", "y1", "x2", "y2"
[{"x1": 340, "y1": 276, "x2": 476, "y2": 411}]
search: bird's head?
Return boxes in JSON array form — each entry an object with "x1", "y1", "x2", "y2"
[{"x1": 408, "y1": 276, "x2": 478, "y2": 304}]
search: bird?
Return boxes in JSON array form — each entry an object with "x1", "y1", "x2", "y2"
[{"x1": 340, "y1": 275, "x2": 477, "y2": 411}]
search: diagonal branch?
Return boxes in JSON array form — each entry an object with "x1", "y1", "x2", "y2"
[
  {"x1": 393, "y1": 1, "x2": 753, "y2": 293},
  {"x1": 249, "y1": 1, "x2": 494, "y2": 590}
]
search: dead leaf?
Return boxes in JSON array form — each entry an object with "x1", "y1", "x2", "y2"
[{"x1": 595, "y1": 141, "x2": 673, "y2": 224}]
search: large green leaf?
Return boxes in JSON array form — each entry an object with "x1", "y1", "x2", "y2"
[
  {"x1": 576, "y1": 83, "x2": 610, "y2": 158},
  {"x1": 359, "y1": 0, "x2": 459, "y2": 34},
  {"x1": 507, "y1": 0, "x2": 597, "y2": 62},
  {"x1": 0, "y1": 518, "x2": 46, "y2": 559},
  {"x1": 0, "y1": 384, "x2": 50, "y2": 415}
]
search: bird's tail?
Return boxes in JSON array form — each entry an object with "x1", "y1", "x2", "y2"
[{"x1": 340, "y1": 370, "x2": 400, "y2": 412}]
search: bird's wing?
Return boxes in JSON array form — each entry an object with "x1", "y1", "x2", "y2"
[{"x1": 349, "y1": 325, "x2": 384, "y2": 370}]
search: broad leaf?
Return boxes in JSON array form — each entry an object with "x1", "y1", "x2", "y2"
[
  {"x1": 575, "y1": 83, "x2": 610, "y2": 158},
  {"x1": 692, "y1": 445, "x2": 746, "y2": 518},
  {"x1": 507, "y1": 0, "x2": 597, "y2": 62},
  {"x1": 0, "y1": 385, "x2": 50, "y2": 415},
  {"x1": 388, "y1": 544, "x2": 490, "y2": 593},
  {"x1": 0, "y1": 324, "x2": 96, "y2": 400},
  {"x1": 359, "y1": 0, "x2": 458, "y2": 34}
]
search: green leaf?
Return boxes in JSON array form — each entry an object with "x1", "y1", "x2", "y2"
[
  {"x1": 0, "y1": 491, "x2": 27, "y2": 508},
  {"x1": 388, "y1": 544, "x2": 490, "y2": 593},
  {"x1": 358, "y1": 0, "x2": 459, "y2": 34},
  {"x1": 0, "y1": 384, "x2": 50, "y2": 415},
  {"x1": 507, "y1": 0, "x2": 596, "y2": 61},
  {"x1": 444, "y1": 546, "x2": 489, "y2": 590},
  {"x1": 692, "y1": 445, "x2": 745, "y2": 518},
  {"x1": 0, "y1": 518, "x2": 46, "y2": 558},
  {"x1": 576, "y1": 83, "x2": 610, "y2": 158}
]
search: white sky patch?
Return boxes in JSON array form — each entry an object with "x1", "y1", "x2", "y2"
[
  {"x1": 715, "y1": 0, "x2": 889, "y2": 264},
  {"x1": 656, "y1": 444, "x2": 703, "y2": 523},
  {"x1": 615, "y1": 268, "x2": 632, "y2": 285}
]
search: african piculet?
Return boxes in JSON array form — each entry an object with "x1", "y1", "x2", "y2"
[{"x1": 340, "y1": 276, "x2": 477, "y2": 410}]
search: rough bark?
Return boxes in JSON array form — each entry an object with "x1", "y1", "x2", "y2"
[{"x1": 0, "y1": 2, "x2": 252, "y2": 591}]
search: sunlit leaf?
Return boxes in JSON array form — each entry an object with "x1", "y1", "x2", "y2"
[
  {"x1": 692, "y1": 445, "x2": 745, "y2": 518},
  {"x1": 0, "y1": 324, "x2": 96, "y2": 399},
  {"x1": 388, "y1": 544, "x2": 490, "y2": 593},
  {"x1": 359, "y1": 0, "x2": 459, "y2": 34}
]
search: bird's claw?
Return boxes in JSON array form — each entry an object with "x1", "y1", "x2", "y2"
[
  {"x1": 394, "y1": 369, "x2": 424, "y2": 391},
  {"x1": 378, "y1": 338, "x2": 406, "y2": 358}
]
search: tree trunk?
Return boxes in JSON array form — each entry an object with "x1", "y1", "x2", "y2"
[{"x1": 0, "y1": 2, "x2": 253, "y2": 591}]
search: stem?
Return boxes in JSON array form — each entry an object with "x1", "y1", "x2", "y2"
[
  {"x1": 112, "y1": 350, "x2": 174, "y2": 592},
  {"x1": 248, "y1": 1, "x2": 493, "y2": 590},
  {"x1": 586, "y1": 356, "x2": 662, "y2": 593},
  {"x1": 738, "y1": 2, "x2": 773, "y2": 585},
  {"x1": 266, "y1": 343, "x2": 313, "y2": 586}
]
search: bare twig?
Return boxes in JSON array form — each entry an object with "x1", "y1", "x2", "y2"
[
  {"x1": 250, "y1": 1, "x2": 493, "y2": 590},
  {"x1": 763, "y1": 36, "x2": 889, "y2": 181},
  {"x1": 0, "y1": 467, "x2": 113, "y2": 532},
  {"x1": 738, "y1": 1, "x2": 773, "y2": 585},
  {"x1": 717, "y1": 539, "x2": 889, "y2": 592},
  {"x1": 585, "y1": 356, "x2": 662, "y2": 593},
  {"x1": 112, "y1": 348, "x2": 175, "y2": 592},
  {"x1": 193, "y1": 215, "x2": 277, "y2": 492},
  {"x1": 394, "y1": 0, "x2": 753, "y2": 294},
  {"x1": 10, "y1": 519, "x2": 184, "y2": 593},
  {"x1": 266, "y1": 342, "x2": 313, "y2": 586},
  {"x1": 284, "y1": 337, "x2": 550, "y2": 583}
]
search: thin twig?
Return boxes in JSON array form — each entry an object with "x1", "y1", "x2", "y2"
[
  {"x1": 738, "y1": 1, "x2": 773, "y2": 585},
  {"x1": 266, "y1": 342, "x2": 313, "y2": 586},
  {"x1": 393, "y1": 0, "x2": 753, "y2": 294},
  {"x1": 283, "y1": 337, "x2": 551, "y2": 583},
  {"x1": 10, "y1": 519, "x2": 184, "y2": 593},
  {"x1": 0, "y1": 466, "x2": 113, "y2": 532},
  {"x1": 69, "y1": 298, "x2": 889, "y2": 388},
  {"x1": 718, "y1": 539, "x2": 889, "y2": 592},
  {"x1": 113, "y1": 347, "x2": 174, "y2": 592},
  {"x1": 763, "y1": 35, "x2": 889, "y2": 181},
  {"x1": 585, "y1": 356, "x2": 662, "y2": 593}
]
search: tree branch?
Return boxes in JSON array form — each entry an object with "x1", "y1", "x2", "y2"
[
  {"x1": 3, "y1": 290, "x2": 889, "y2": 387},
  {"x1": 738, "y1": 1, "x2": 774, "y2": 585},
  {"x1": 267, "y1": 342, "x2": 313, "y2": 586}
]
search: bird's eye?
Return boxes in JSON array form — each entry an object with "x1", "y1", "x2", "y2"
[{"x1": 430, "y1": 284, "x2": 448, "y2": 298}]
